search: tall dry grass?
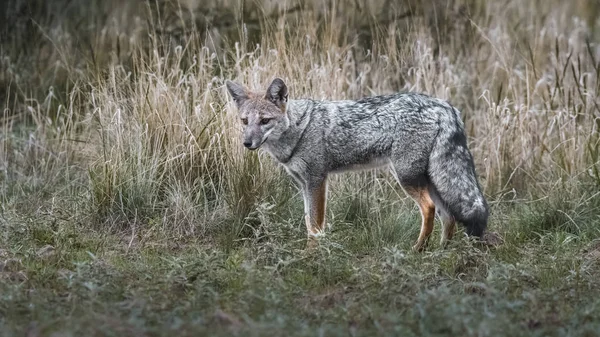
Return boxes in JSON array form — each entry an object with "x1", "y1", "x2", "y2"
[{"x1": 1, "y1": 0, "x2": 599, "y2": 240}]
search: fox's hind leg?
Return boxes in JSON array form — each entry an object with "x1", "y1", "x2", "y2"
[
  {"x1": 390, "y1": 145, "x2": 437, "y2": 252},
  {"x1": 404, "y1": 187, "x2": 436, "y2": 252},
  {"x1": 427, "y1": 186, "x2": 456, "y2": 248}
]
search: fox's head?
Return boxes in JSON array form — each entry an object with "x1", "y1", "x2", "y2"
[{"x1": 226, "y1": 78, "x2": 290, "y2": 150}]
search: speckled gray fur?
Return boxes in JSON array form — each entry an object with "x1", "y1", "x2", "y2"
[{"x1": 226, "y1": 78, "x2": 488, "y2": 238}]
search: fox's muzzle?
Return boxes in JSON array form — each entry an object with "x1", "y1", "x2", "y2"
[
  {"x1": 242, "y1": 126, "x2": 264, "y2": 150},
  {"x1": 243, "y1": 141, "x2": 259, "y2": 150}
]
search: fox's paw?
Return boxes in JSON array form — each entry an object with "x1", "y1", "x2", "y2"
[
  {"x1": 306, "y1": 238, "x2": 318, "y2": 250},
  {"x1": 412, "y1": 241, "x2": 427, "y2": 253},
  {"x1": 306, "y1": 230, "x2": 326, "y2": 250}
]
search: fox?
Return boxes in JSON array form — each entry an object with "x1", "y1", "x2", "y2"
[{"x1": 225, "y1": 78, "x2": 489, "y2": 251}]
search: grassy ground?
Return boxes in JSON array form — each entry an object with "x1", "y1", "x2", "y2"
[
  {"x1": 2, "y1": 0, "x2": 600, "y2": 336},
  {"x1": 2, "y1": 192, "x2": 600, "y2": 336}
]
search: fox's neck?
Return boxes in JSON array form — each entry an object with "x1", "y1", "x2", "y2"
[
  {"x1": 287, "y1": 99, "x2": 313, "y2": 126},
  {"x1": 262, "y1": 99, "x2": 313, "y2": 163}
]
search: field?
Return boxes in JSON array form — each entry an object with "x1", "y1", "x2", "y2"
[{"x1": 1, "y1": 0, "x2": 600, "y2": 335}]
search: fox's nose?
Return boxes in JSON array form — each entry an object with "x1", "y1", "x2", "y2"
[{"x1": 243, "y1": 141, "x2": 252, "y2": 148}]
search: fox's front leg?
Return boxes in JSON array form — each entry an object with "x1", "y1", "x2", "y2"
[{"x1": 301, "y1": 177, "x2": 328, "y2": 243}]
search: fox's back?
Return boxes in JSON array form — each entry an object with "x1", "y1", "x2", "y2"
[{"x1": 303, "y1": 92, "x2": 458, "y2": 172}]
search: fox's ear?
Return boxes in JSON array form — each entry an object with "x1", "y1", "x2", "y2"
[
  {"x1": 265, "y1": 78, "x2": 288, "y2": 111},
  {"x1": 226, "y1": 80, "x2": 248, "y2": 107}
]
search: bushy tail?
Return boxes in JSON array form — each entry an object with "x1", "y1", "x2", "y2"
[{"x1": 427, "y1": 112, "x2": 488, "y2": 237}]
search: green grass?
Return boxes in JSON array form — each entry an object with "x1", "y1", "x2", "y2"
[
  {"x1": 1, "y1": 168, "x2": 600, "y2": 336},
  {"x1": 2, "y1": 0, "x2": 600, "y2": 335}
]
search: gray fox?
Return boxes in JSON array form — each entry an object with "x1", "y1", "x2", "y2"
[{"x1": 226, "y1": 78, "x2": 489, "y2": 250}]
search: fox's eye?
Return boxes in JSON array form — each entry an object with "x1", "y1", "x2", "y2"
[
  {"x1": 241, "y1": 118, "x2": 248, "y2": 125},
  {"x1": 260, "y1": 118, "x2": 272, "y2": 125}
]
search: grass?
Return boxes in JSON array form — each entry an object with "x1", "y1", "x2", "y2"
[
  {"x1": 1, "y1": 0, "x2": 600, "y2": 336},
  {"x1": 2, "y1": 201, "x2": 600, "y2": 336}
]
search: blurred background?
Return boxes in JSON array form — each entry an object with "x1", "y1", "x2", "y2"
[{"x1": 2, "y1": 0, "x2": 599, "y2": 233}]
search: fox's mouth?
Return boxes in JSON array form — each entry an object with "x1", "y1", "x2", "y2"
[{"x1": 245, "y1": 137, "x2": 268, "y2": 151}]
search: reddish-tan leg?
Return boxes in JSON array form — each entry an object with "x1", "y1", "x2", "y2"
[
  {"x1": 303, "y1": 179, "x2": 328, "y2": 246},
  {"x1": 406, "y1": 187, "x2": 436, "y2": 252}
]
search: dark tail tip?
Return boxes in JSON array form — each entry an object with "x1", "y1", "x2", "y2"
[
  {"x1": 464, "y1": 220, "x2": 486, "y2": 237},
  {"x1": 462, "y1": 208, "x2": 488, "y2": 237}
]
